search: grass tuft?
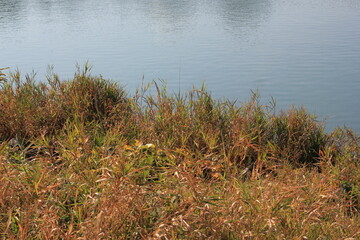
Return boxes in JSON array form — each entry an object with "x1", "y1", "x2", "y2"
[{"x1": 0, "y1": 66, "x2": 358, "y2": 239}]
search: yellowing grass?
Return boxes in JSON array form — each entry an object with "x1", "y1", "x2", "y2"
[{"x1": 0, "y1": 67, "x2": 358, "y2": 239}]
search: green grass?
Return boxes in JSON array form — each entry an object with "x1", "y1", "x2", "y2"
[{"x1": 0, "y1": 66, "x2": 359, "y2": 239}]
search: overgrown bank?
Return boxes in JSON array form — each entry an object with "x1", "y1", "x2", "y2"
[{"x1": 0, "y1": 66, "x2": 359, "y2": 239}]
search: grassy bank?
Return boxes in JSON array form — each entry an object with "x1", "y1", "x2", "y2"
[{"x1": 0, "y1": 66, "x2": 359, "y2": 239}]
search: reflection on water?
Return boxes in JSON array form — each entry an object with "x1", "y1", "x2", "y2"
[
  {"x1": 215, "y1": 0, "x2": 272, "y2": 34},
  {"x1": 0, "y1": 0, "x2": 27, "y2": 30},
  {"x1": 0, "y1": 0, "x2": 271, "y2": 36},
  {"x1": 136, "y1": 0, "x2": 197, "y2": 33},
  {"x1": 0, "y1": 0, "x2": 359, "y2": 132}
]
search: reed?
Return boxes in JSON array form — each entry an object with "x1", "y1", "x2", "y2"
[{"x1": 0, "y1": 66, "x2": 358, "y2": 239}]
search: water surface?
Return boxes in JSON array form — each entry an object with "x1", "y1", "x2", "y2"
[{"x1": 1, "y1": 0, "x2": 359, "y2": 131}]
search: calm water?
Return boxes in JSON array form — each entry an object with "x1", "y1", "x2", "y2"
[{"x1": 1, "y1": 0, "x2": 359, "y2": 132}]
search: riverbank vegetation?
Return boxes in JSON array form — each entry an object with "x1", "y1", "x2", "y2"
[{"x1": 0, "y1": 66, "x2": 359, "y2": 239}]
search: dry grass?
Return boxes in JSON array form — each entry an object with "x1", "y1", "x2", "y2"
[{"x1": 0, "y1": 66, "x2": 359, "y2": 239}]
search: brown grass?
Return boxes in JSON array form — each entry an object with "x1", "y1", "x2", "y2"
[{"x1": 0, "y1": 66, "x2": 358, "y2": 239}]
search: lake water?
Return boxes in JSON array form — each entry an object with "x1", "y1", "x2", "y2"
[{"x1": 1, "y1": 0, "x2": 359, "y2": 132}]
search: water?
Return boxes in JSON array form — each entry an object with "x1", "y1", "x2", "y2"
[{"x1": 1, "y1": 0, "x2": 359, "y2": 132}]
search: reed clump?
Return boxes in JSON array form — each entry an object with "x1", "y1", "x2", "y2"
[{"x1": 0, "y1": 66, "x2": 358, "y2": 239}]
